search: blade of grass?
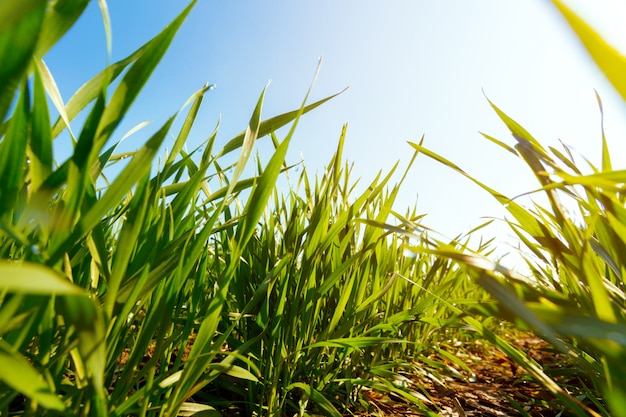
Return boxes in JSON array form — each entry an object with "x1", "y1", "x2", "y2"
[
  {"x1": 552, "y1": 0, "x2": 626, "y2": 102},
  {"x1": 0, "y1": 261, "x2": 84, "y2": 294},
  {"x1": 0, "y1": 341, "x2": 65, "y2": 411},
  {"x1": 0, "y1": 0, "x2": 45, "y2": 121},
  {"x1": 92, "y1": 1, "x2": 197, "y2": 153},
  {"x1": 0, "y1": 81, "x2": 30, "y2": 217},
  {"x1": 35, "y1": 0, "x2": 90, "y2": 57},
  {"x1": 29, "y1": 67, "x2": 53, "y2": 191},
  {"x1": 48, "y1": 116, "x2": 175, "y2": 264}
]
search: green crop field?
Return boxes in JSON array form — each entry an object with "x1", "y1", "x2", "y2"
[{"x1": 1, "y1": 1, "x2": 625, "y2": 416}]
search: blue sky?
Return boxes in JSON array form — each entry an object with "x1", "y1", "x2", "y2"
[{"x1": 44, "y1": 0, "x2": 626, "y2": 259}]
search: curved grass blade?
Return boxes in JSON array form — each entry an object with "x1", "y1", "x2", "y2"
[
  {"x1": 286, "y1": 382, "x2": 342, "y2": 417},
  {"x1": 35, "y1": 59, "x2": 76, "y2": 140},
  {"x1": 0, "y1": 341, "x2": 65, "y2": 411},
  {"x1": 217, "y1": 87, "x2": 347, "y2": 158},
  {"x1": 595, "y1": 91, "x2": 612, "y2": 171},
  {"x1": 50, "y1": 52, "x2": 137, "y2": 139},
  {"x1": 0, "y1": 261, "x2": 83, "y2": 294}
]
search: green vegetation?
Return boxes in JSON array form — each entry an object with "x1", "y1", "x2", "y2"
[{"x1": 1, "y1": 0, "x2": 626, "y2": 416}]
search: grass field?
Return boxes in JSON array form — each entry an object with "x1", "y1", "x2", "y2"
[{"x1": 1, "y1": 1, "x2": 626, "y2": 416}]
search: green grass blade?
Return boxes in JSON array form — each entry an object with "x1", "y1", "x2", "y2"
[
  {"x1": 35, "y1": 58, "x2": 76, "y2": 140},
  {"x1": 166, "y1": 83, "x2": 212, "y2": 165},
  {"x1": 50, "y1": 51, "x2": 136, "y2": 138},
  {"x1": 553, "y1": 0, "x2": 626, "y2": 102},
  {"x1": 93, "y1": 1, "x2": 196, "y2": 151},
  {"x1": 307, "y1": 336, "x2": 397, "y2": 350},
  {"x1": 485, "y1": 97, "x2": 549, "y2": 157},
  {"x1": 35, "y1": 0, "x2": 90, "y2": 57},
  {"x1": 0, "y1": 81, "x2": 29, "y2": 216},
  {"x1": 286, "y1": 382, "x2": 342, "y2": 417},
  {"x1": 0, "y1": 261, "x2": 84, "y2": 294},
  {"x1": 30, "y1": 67, "x2": 53, "y2": 191},
  {"x1": 0, "y1": 341, "x2": 65, "y2": 411},
  {"x1": 49, "y1": 116, "x2": 175, "y2": 264},
  {"x1": 97, "y1": 0, "x2": 112, "y2": 60},
  {"x1": 217, "y1": 88, "x2": 346, "y2": 157},
  {"x1": 0, "y1": 0, "x2": 45, "y2": 121},
  {"x1": 595, "y1": 91, "x2": 612, "y2": 171}
]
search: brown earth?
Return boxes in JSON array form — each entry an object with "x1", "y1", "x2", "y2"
[
  {"x1": 115, "y1": 333, "x2": 600, "y2": 416},
  {"x1": 353, "y1": 334, "x2": 599, "y2": 417}
]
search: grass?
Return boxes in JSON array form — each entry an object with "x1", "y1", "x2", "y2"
[
  {"x1": 0, "y1": 1, "x2": 489, "y2": 416},
  {"x1": 391, "y1": 2, "x2": 626, "y2": 415},
  {"x1": 2, "y1": 0, "x2": 626, "y2": 416}
]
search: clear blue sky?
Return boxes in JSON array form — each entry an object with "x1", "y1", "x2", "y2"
[{"x1": 44, "y1": 0, "x2": 626, "y2": 260}]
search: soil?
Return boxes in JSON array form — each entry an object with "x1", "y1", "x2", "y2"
[
  {"x1": 115, "y1": 332, "x2": 601, "y2": 416},
  {"x1": 353, "y1": 334, "x2": 599, "y2": 417}
]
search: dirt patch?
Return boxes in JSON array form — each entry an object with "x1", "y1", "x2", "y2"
[{"x1": 355, "y1": 334, "x2": 598, "y2": 416}]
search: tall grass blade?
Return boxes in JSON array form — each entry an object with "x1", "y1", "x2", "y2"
[
  {"x1": 35, "y1": 0, "x2": 90, "y2": 57},
  {"x1": 93, "y1": 1, "x2": 197, "y2": 152},
  {"x1": 35, "y1": 59, "x2": 76, "y2": 140},
  {"x1": 30, "y1": 68, "x2": 53, "y2": 191},
  {"x1": 0, "y1": 82, "x2": 29, "y2": 216},
  {"x1": 595, "y1": 91, "x2": 612, "y2": 171},
  {"x1": 49, "y1": 116, "x2": 175, "y2": 264},
  {"x1": 0, "y1": 0, "x2": 45, "y2": 121},
  {"x1": 0, "y1": 342, "x2": 65, "y2": 411}
]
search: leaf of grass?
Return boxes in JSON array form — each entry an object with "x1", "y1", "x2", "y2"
[
  {"x1": 0, "y1": 82, "x2": 29, "y2": 216},
  {"x1": 0, "y1": 262, "x2": 83, "y2": 294},
  {"x1": 553, "y1": 0, "x2": 626, "y2": 102},
  {"x1": 0, "y1": 0, "x2": 46, "y2": 121},
  {"x1": 217, "y1": 88, "x2": 346, "y2": 158},
  {"x1": 35, "y1": 59, "x2": 76, "y2": 140},
  {"x1": 35, "y1": 0, "x2": 90, "y2": 57},
  {"x1": 49, "y1": 116, "x2": 175, "y2": 264},
  {"x1": 595, "y1": 91, "x2": 612, "y2": 171},
  {"x1": 93, "y1": 1, "x2": 197, "y2": 151},
  {"x1": 286, "y1": 382, "x2": 342, "y2": 417},
  {"x1": 30, "y1": 67, "x2": 53, "y2": 191},
  {"x1": 0, "y1": 340, "x2": 65, "y2": 411}
]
